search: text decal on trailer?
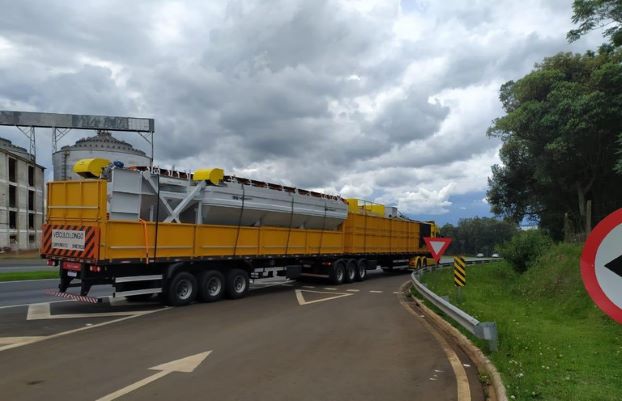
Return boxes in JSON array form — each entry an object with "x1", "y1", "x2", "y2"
[{"x1": 51, "y1": 229, "x2": 86, "y2": 250}]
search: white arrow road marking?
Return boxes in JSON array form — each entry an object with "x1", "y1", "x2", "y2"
[
  {"x1": 295, "y1": 289, "x2": 353, "y2": 306},
  {"x1": 26, "y1": 302, "x2": 153, "y2": 321},
  {"x1": 95, "y1": 351, "x2": 212, "y2": 401}
]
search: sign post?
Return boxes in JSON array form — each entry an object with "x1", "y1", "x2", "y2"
[
  {"x1": 453, "y1": 256, "x2": 466, "y2": 302},
  {"x1": 580, "y1": 209, "x2": 622, "y2": 324}
]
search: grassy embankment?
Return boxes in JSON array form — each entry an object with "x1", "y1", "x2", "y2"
[
  {"x1": 416, "y1": 243, "x2": 622, "y2": 401},
  {"x1": 0, "y1": 271, "x2": 58, "y2": 282}
]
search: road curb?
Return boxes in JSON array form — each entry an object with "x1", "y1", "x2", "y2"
[{"x1": 399, "y1": 281, "x2": 507, "y2": 401}]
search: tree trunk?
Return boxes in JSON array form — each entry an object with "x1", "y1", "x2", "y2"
[
  {"x1": 585, "y1": 199, "x2": 592, "y2": 235},
  {"x1": 576, "y1": 182, "x2": 586, "y2": 233}
]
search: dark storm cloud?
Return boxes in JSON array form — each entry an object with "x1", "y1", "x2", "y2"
[
  {"x1": 367, "y1": 88, "x2": 449, "y2": 144},
  {"x1": 0, "y1": 0, "x2": 605, "y2": 216}
]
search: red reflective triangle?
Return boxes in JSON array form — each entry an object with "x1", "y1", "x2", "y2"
[{"x1": 424, "y1": 237, "x2": 452, "y2": 263}]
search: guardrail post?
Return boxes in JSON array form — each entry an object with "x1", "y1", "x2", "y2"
[
  {"x1": 411, "y1": 271, "x2": 499, "y2": 353},
  {"x1": 476, "y1": 322, "x2": 498, "y2": 352}
]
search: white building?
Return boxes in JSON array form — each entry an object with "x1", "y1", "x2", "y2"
[
  {"x1": 52, "y1": 130, "x2": 150, "y2": 180},
  {"x1": 0, "y1": 137, "x2": 45, "y2": 251}
]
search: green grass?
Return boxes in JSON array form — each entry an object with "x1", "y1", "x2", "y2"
[
  {"x1": 417, "y1": 243, "x2": 622, "y2": 401},
  {"x1": 0, "y1": 270, "x2": 58, "y2": 281}
]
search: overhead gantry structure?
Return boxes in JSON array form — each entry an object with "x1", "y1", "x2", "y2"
[{"x1": 0, "y1": 111, "x2": 155, "y2": 164}]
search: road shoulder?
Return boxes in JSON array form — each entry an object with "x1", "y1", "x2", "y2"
[{"x1": 399, "y1": 281, "x2": 504, "y2": 401}]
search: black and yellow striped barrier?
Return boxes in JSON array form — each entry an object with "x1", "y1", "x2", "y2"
[{"x1": 453, "y1": 256, "x2": 466, "y2": 287}]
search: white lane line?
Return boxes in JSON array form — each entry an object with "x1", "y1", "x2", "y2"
[
  {"x1": 0, "y1": 299, "x2": 71, "y2": 310},
  {"x1": 295, "y1": 289, "x2": 353, "y2": 306},
  {"x1": 0, "y1": 307, "x2": 168, "y2": 352},
  {"x1": 0, "y1": 278, "x2": 58, "y2": 284},
  {"x1": 0, "y1": 336, "x2": 45, "y2": 346},
  {"x1": 26, "y1": 302, "x2": 155, "y2": 321},
  {"x1": 346, "y1": 289, "x2": 360, "y2": 292},
  {"x1": 323, "y1": 287, "x2": 337, "y2": 291},
  {"x1": 369, "y1": 290, "x2": 383, "y2": 293},
  {"x1": 393, "y1": 291, "x2": 402, "y2": 294}
]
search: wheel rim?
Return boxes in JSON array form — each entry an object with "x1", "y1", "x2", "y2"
[
  {"x1": 176, "y1": 279, "x2": 193, "y2": 300},
  {"x1": 359, "y1": 265, "x2": 366, "y2": 278},
  {"x1": 336, "y1": 267, "x2": 344, "y2": 281},
  {"x1": 348, "y1": 266, "x2": 355, "y2": 280},
  {"x1": 233, "y1": 275, "x2": 246, "y2": 293},
  {"x1": 207, "y1": 277, "x2": 222, "y2": 296}
]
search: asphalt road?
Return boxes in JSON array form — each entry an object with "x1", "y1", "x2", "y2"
[
  {"x1": 0, "y1": 279, "x2": 113, "y2": 307},
  {"x1": 0, "y1": 258, "x2": 47, "y2": 273},
  {"x1": 0, "y1": 271, "x2": 484, "y2": 401}
]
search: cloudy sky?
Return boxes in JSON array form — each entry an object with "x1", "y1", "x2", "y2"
[{"x1": 0, "y1": 0, "x2": 603, "y2": 224}]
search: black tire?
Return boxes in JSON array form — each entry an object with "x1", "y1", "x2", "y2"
[
  {"x1": 344, "y1": 259, "x2": 357, "y2": 283},
  {"x1": 166, "y1": 271, "x2": 198, "y2": 306},
  {"x1": 198, "y1": 270, "x2": 225, "y2": 302},
  {"x1": 356, "y1": 259, "x2": 367, "y2": 281},
  {"x1": 331, "y1": 260, "x2": 346, "y2": 284},
  {"x1": 125, "y1": 294, "x2": 154, "y2": 302},
  {"x1": 225, "y1": 268, "x2": 249, "y2": 299}
]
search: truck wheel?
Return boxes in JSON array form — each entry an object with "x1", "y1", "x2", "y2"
[
  {"x1": 331, "y1": 260, "x2": 346, "y2": 285},
  {"x1": 225, "y1": 269, "x2": 249, "y2": 299},
  {"x1": 345, "y1": 259, "x2": 357, "y2": 283},
  {"x1": 166, "y1": 271, "x2": 198, "y2": 306},
  {"x1": 356, "y1": 259, "x2": 367, "y2": 281},
  {"x1": 199, "y1": 270, "x2": 225, "y2": 302}
]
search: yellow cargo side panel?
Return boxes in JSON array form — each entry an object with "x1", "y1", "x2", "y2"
[
  {"x1": 102, "y1": 221, "x2": 196, "y2": 261},
  {"x1": 195, "y1": 225, "x2": 240, "y2": 257},
  {"x1": 47, "y1": 180, "x2": 107, "y2": 222},
  {"x1": 343, "y1": 212, "x2": 425, "y2": 255}
]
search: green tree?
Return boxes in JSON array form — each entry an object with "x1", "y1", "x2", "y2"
[
  {"x1": 439, "y1": 217, "x2": 518, "y2": 255},
  {"x1": 487, "y1": 48, "x2": 622, "y2": 239},
  {"x1": 568, "y1": 0, "x2": 622, "y2": 46}
]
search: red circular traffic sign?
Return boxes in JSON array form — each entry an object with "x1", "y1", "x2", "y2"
[{"x1": 580, "y1": 208, "x2": 622, "y2": 324}]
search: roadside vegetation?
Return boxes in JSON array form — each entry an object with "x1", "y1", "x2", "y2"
[
  {"x1": 0, "y1": 271, "x2": 58, "y2": 282},
  {"x1": 440, "y1": 217, "x2": 518, "y2": 256},
  {"x1": 417, "y1": 242, "x2": 622, "y2": 401}
]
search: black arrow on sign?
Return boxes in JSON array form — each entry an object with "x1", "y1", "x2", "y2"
[{"x1": 604, "y1": 254, "x2": 622, "y2": 278}]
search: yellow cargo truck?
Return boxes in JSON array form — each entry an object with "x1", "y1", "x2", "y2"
[{"x1": 41, "y1": 160, "x2": 437, "y2": 306}]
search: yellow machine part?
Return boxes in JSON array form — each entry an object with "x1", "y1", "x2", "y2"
[
  {"x1": 364, "y1": 203, "x2": 385, "y2": 216},
  {"x1": 193, "y1": 168, "x2": 224, "y2": 184},
  {"x1": 346, "y1": 198, "x2": 360, "y2": 213},
  {"x1": 73, "y1": 158, "x2": 110, "y2": 179},
  {"x1": 346, "y1": 199, "x2": 385, "y2": 217}
]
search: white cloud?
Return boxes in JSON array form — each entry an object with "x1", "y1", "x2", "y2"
[{"x1": 0, "y1": 0, "x2": 605, "y2": 222}]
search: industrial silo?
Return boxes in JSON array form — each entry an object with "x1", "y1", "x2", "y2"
[{"x1": 52, "y1": 130, "x2": 151, "y2": 180}]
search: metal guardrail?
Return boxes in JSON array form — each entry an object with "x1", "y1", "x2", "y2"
[{"x1": 410, "y1": 264, "x2": 498, "y2": 352}]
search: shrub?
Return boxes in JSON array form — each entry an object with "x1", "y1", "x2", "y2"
[{"x1": 499, "y1": 230, "x2": 553, "y2": 273}]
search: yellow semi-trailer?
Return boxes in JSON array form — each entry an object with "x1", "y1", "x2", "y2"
[{"x1": 41, "y1": 160, "x2": 437, "y2": 306}]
